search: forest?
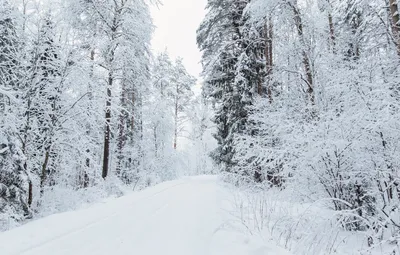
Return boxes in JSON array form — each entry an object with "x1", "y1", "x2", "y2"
[
  {"x1": 1, "y1": 0, "x2": 400, "y2": 254},
  {"x1": 0, "y1": 0, "x2": 214, "y2": 230},
  {"x1": 197, "y1": 0, "x2": 400, "y2": 252}
]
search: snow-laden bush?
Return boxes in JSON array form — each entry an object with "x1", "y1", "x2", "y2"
[{"x1": 226, "y1": 183, "x2": 400, "y2": 255}]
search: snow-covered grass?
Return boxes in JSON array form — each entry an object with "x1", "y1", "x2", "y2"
[{"x1": 223, "y1": 182, "x2": 400, "y2": 255}]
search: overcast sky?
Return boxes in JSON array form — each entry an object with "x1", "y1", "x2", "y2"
[{"x1": 151, "y1": 0, "x2": 207, "y2": 79}]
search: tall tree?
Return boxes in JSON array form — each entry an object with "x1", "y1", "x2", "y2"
[
  {"x1": 116, "y1": 2, "x2": 152, "y2": 182},
  {"x1": 27, "y1": 14, "x2": 62, "y2": 194},
  {"x1": 388, "y1": 0, "x2": 400, "y2": 56},
  {"x1": 83, "y1": 0, "x2": 152, "y2": 179},
  {"x1": 198, "y1": 0, "x2": 257, "y2": 173},
  {"x1": 0, "y1": 2, "x2": 31, "y2": 229}
]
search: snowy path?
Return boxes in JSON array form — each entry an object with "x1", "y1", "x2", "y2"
[{"x1": 0, "y1": 176, "x2": 291, "y2": 255}]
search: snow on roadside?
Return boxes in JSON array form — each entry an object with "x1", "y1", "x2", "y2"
[{"x1": 222, "y1": 182, "x2": 399, "y2": 255}]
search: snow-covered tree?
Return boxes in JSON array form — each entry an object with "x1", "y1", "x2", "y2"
[
  {"x1": 143, "y1": 52, "x2": 196, "y2": 181},
  {"x1": 198, "y1": 0, "x2": 261, "y2": 174},
  {"x1": 199, "y1": 0, "x2": 400, "y2": 248},
  {"x1": 172, "y1": 58, "x2": 196, "y2": 150},
  {"x1": 0, "y1": 0, "x2": 161, "y2": 229},
  {"x1": 0, "y1": 1, "x2": 31, "y2": 230}
]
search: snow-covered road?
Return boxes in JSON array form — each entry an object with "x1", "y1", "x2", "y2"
[{"x1": 0, "y1": 176, "x2": 291, "y2": 255}]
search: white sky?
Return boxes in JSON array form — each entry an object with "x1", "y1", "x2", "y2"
[{"x1": 151, "y1": 0, "x2": 207, "y2": 80}]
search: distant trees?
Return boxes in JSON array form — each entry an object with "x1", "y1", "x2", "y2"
[
  {"x1": 187, "y1": 95, "x2": 216, "y2": 175},
  {"x1": 146, "y1": 52, "x2": 196, "y2": 180},
  {"x1": 172, "y1": 58, "x2": 196, "y2": 150}
]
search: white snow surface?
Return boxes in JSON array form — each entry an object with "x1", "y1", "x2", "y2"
[{"x1": 0, "y1": 175, "x2": 291, "y2": 255}]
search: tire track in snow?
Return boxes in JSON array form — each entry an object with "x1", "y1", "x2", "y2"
[{"x1": 11, "y1": 182, "x2": 188, "y2": 255}]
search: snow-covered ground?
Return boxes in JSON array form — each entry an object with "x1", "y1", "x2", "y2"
[{"x1": 0, "y1": 176, "x2": 290, "y2": 255}]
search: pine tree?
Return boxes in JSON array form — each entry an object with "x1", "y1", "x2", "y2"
[{"x1": 198, "y1": 0, "x2": 257, "y2": 174}]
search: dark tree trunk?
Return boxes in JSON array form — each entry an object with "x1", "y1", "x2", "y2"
[
  {"x1": 264, "y1": 16, "x2": 274, "y2": 103},
  {"x1": 102, "y1": 71, "x2": 112, "y2": 179},
  {"x1": 40, "y1": 149, "x2": 50, "y2": 194},
  {"x1": 328, "y1": 12, "x2": 336, "y2": 53},
  {"x1": 389, "y1": 0, "x2": 400, "y2": 56},
  {"x1": 28, "y1": 180, "x2": 33, "y2": 207}
]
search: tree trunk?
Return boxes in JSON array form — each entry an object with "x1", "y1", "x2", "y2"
[
  {"x1": 82, "y1": 48, "x2": 96, "y2": 186},
  {"x1": 102, "y1": 8, "x2": 120, "y2": 179},
  {"x1": 28, "y1": 180, "x2": 33, "y2": 207},
  {"x1": 154, "y1": 127, "x2": 158, "y2": 157},
  {"x1": 328, "y1": 12, "x2": 336, "y2": 53},
  {"x1": 116, "y1": 81, "x2": 127, "y2": 176},
  {"x1": 289, "y1": 0, "x2": 315, "y2": 105},
  {"x1": 389, "y1": 0, "x2": 400, "y2": 56},
  {"x1": 40, "y1": 149, "x2": 50, "y2": 194},
  {"x1": 137, "y1": 93, "x2": 144, "y2": 170},
  {"x1": 23, "y1": 97, "x2": 32, "y2": 205},
  {"x1": 102, "y1": 71, "x2": 112, "y2": 179},
  {"x1": 131, "y1": 91, "x2": 135, "y2": 135},
  {"x1": 264, "y1": 16, "x2": 274, "y2": 103},
  {"x1": 22, "y1": 115, "x2": 33, "y2": 207},
  {"x1": 89, "y1": 49, "x2": 95, "y2": 100},
  {"x1": 321, "y1": 0, "x2": 336, "y2": 53},
  {"x1": 174, "y1": 87, "x2": 179, "y2": 150}
]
